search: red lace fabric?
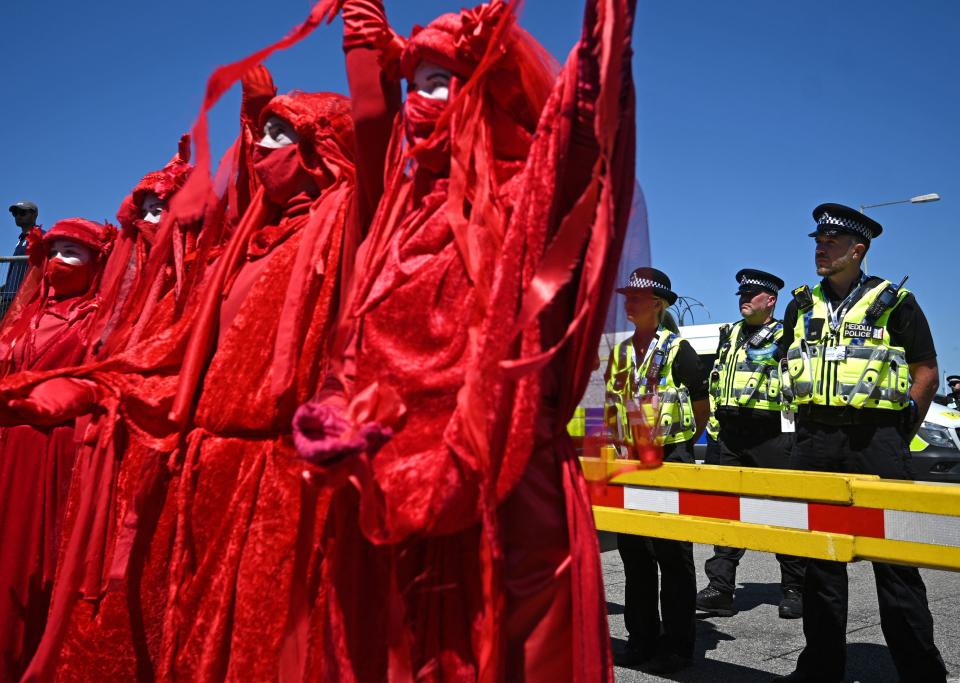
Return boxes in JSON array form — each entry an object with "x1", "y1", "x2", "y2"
[
  {"x1": 0, "y1": 220, "x2": 115, "y2": 682},
  {"x1": 301, "y1": 0, "x2": 637, "y2": 680}
]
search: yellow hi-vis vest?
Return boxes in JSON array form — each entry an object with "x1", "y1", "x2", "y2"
[
  {"x1": 604, "y1": 327, "x2": 695, "y2": 446},
  {"x1": 782, "y1": 279, "x2": 912, "y2": 411},
  {"x1": 710, "y1": 320, "x2": 785, "y2": 413}
]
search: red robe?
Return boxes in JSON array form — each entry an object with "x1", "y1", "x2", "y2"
[
  {"x1": 10, "y1": 92, "x2": 360, "y2": 683},
  {"x1": 0, "y1": 221, "x2": 115, "y2": 683},
  {"x1": 297, "y1": 1, "x2": 636, "y2": 680}
]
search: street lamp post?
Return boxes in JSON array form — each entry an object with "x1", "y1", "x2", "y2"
[
  {"x1": 857, "y1": 193, "x2": 940, "y2": 271},
  {"x1": 860, "y1": 193, "x2": 941, "y2": 213}
]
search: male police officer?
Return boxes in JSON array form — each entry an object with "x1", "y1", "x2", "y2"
[
  {"x1": 606, "y1": 267, "x2": 709, "y2": 674},
  {"x1": 775, "y1": 204, "x2": 946, "y2": 683},
  {"x1": 696, "y1": 269, "x2": 806, "y2": 620},
  {"x1": 945, "y1": 374, "x2": 960, "y2": 410},
  {"x1": 2, "y1": 201, "x2": 39, "y2": 319}
]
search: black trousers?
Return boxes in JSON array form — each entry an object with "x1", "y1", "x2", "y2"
[
  {"x1": 704, "y1": 423, "x2": 806, "y2": 594},
  {"x1": 617, "y1": 441, "x2": 696, "y2": 659},
  {"x1": 792, "y1": 419, "x2": 947, "y2": 683}
]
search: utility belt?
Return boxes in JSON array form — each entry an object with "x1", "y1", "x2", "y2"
[
  {"x1": 715, "y1": 406, "x2": 782, "y2": 425},
  {"x1": 716, "y1": 411, "x2": 783, "y2": 441},
  {"x1": 796, "y1": 404, "x2": 906, "y2": 428}
]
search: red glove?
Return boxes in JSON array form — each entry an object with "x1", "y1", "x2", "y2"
[
  {"x1": 293, "y1": 401, "x2": 390, "y2": 465},
  {"x1": 314, "y1": 0, "x2": 345, "y2": 24},
  {"x1": 292, "y1": 381, "x2": 405, "y2": 465},
  {"x1": 240, "y1": 64, "x2": 277, "y2": 131},
  {"x1": 6, "y1": 377, "x2": 102, "y2": 426}
]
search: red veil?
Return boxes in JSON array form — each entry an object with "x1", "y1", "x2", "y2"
[
  {"x1": 295, "y1": 0, "x2": 636, "y2": 680},
  {"x1": 92, "y1": 136, "x2": 194, "y2": 358}
]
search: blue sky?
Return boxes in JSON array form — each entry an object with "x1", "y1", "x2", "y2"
[{"x1": 2, "y1": 1, "x2": 958, "y2": 375}]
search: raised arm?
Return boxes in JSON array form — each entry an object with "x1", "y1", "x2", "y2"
[
  {"x1": 556, "y1": 0, "x2": 637, "y2": 213},
  {"x1": 341, "y1": 0, "x2": 403, "y2": 229}
]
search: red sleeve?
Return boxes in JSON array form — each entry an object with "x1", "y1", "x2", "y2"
[{"x1": 345, "y1": 47, "x2": 402, "y2": 231}]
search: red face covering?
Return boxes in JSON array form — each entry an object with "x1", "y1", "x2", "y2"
[
  {"x1": 46, "y1": 259, "x2": 93, "y2": 300},
  {"x1": 404, "y1": 92, "x2": 450, "y2": 172},
  {"x1": 251, "y1": 143, "x2": 317, "y2": 206}
]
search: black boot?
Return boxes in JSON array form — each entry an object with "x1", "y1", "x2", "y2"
[
  {"x1": 778, "y1": 587, "x2": 803, "y2": 619},
  {"x1": 695, "y1": 585, "x2": 735, "y2": 617},
  {"x1": 613, "y1": 640, "x2": 655, "y2": 668}
]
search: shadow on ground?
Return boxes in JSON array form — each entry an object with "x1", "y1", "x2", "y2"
[
  {"x1": 612, "y1": 620, "x2": 773, "y2": 682},
  {"x1": 731, "y1": 582, "x2": 782, "y2": 613}
]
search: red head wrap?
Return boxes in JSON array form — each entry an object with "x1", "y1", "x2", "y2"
[
  {"x1": 131, "y1": 135, "x2": 193, "y2": 209},
  {"x1": 398, "y1": 1, "x2": 556, "y2": 173},
  {"x1": 116, "y1": 136, "x2": 194, "y2": 232},
  {"x1": 41, "y1": 218, "x2": 117, "y2": 259},
  {"x1": 258, "y1": 91, "x2": 356, "y2": 186},
  {"x1": 400, "y1": 1, "x2": 509, "y2": 79}
]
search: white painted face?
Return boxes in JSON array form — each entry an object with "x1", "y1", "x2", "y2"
[
  {"x1": 141, "y1": 192, "x2": 166, "y2": 224},
  {"x1": 259, "y1": 115, "x2": 300, "y2": 148},
  {"x1": 412, "y1": 61, "x2": 452, "y2": 101},
  {"x1": 50, "y1": 238, "x2": 93, "y2": 266}
]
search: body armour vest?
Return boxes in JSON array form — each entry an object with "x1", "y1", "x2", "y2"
[
  {"x1": 710, "y1": 320, "x2": 785, "y2": 413},
  {"x1": 782, "y1": 279, "x2": 911, "y2": 411},
  {"x1": 605, "y1": 326, "x2": 695, "y2": 446}
]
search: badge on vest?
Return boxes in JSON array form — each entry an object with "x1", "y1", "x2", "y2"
[
  {"x1": 844, "y1": 322, "x2": 884, "y2": 341},
  {"x1": 806, "y1": 318, "x2": 825, "y2": 342},
  {"x1": 825, "y1": 346, "x2": 847, "y2": 362}
]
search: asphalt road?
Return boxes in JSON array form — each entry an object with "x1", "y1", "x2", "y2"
[{"x1": 603, "y1": 539, "x2": 960, "y2": 682}]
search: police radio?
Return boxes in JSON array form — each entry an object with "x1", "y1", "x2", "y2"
[
  {"x1": 864, "y1": 275, "x2": 908, "y2": 325},
  {"x1": 748, "y1": 324, "x2": 776, "y2": 348},
  {"x1": 792, "y1": 285, "x2": 813, "y2": 312}
]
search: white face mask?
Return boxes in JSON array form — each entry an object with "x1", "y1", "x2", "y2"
[
  {"x1": 50, "y1": 238, "x2": 93, "y2": 266},
  {"x1": 259, "y1": 115, "x2": 299, "y2": 148},
  {"x1": 412, "y1": 62, "x2": 452, "y2": 101},
  {"x1": 141, "y1": 192, "x2": 166, "y2": 224}
]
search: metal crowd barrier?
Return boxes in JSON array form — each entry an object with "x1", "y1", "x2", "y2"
[
  {"x1": 0, "y1": 255, "x2": 30, "y2": 319},
  {"x1": 582, "y1": 456, "x2": 960, "y2": 572}
]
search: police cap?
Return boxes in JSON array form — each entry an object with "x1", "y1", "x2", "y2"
[
  {"x1": 616, "y1": 266, "x2": 677, "y2": 306},
  {"x1": 735, "y1": 268, "x2": 784, "y2": 296},
  {"x1": 809, "y1": 203, "x2": 882, "y2": 241}
]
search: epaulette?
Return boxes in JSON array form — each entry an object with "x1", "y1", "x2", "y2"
[{"x1": 792, "y1": 285, "x2": 813, "y2": 312}]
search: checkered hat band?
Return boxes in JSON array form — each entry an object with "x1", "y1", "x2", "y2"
[
  {"x1": 817, "y1": 212, "x2": 872, "y2": 240},
  {"x1": 740, "y1": 277, "x2": 779, "y2": 291},
  {"x1": 628, "y1": 276, "x2": 663, "y2": 289}
]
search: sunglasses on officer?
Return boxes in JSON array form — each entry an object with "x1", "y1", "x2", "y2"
[{"x1": 10, "y1": 208, "x2": 35, "y2": 217}]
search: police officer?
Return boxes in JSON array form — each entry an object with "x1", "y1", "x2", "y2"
[
  {"x1": 696, "y1": 269, "x2": 806, "y2": 620},
  {"x1": 775, "y1": 204, "x2": 946, "y2": 683},
  {"x1": 606, "y1": 267, "x2": 709, "y2": 674},
  {"x1": 2, "y1": 201, "x2": 39, "y2": 319},
  {"x1": 945, "y1": 374, "x2": 960, "y2": 410}
]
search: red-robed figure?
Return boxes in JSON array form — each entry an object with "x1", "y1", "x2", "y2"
[
  {"x1": 293, "y1": 0, "x2": 637, "y2": 680},
  {"x1": 5, "y1": 89, "x2": 361, "y2": 682},
  {"x1": 93, "y1": 138, "x2": 194, "y2": 359},
  {"x1": 0, "y1": 219, "x2": 116, "y2": 682}
]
